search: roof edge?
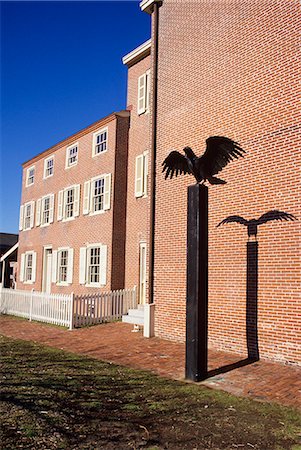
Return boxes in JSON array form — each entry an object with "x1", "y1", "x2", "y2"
[
  {"x1": 22, "y1": 110, "x2": 130, "y2": 168},
  {"x1": 122, "y1": 39, "x2": 151, "y2": 67}
]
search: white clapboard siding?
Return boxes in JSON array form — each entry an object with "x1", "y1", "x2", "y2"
[
  {"x1": 67, "y1": 248, "x2": 74, "y2": 284},
  {"x1": 83, "y1": 181, "x2": 90, "y2": 215},
  {"x1": 74, "y1": 185, "x2": 80, "y2": 217},
  {"x1": 135, "y1": 155, "x2": 144, "y2": 197},
  {"x1": 19, "y1": 254, "x2": 25, "y2": 282},
  {"x1": 30, "y1": 201, "x2": 35, "y2": 229},
  {"x1": 100, "y1": 244, "x2": 107, "y2": 286},
  {"x1": 49, "y1": 194, "x2": 54, "y2": 223},
  {"x1": 36, "y1": 199, "x2": 41, "y2": 226},
  {"x1": 137, "y1": 73, "x2": 146, "y2": 115},
  {"x1": 0, "y1": 288, "x2": 73, "y2": 328},
  {"x1": 79, "y1": 247, "x2": 87, "y2": 284},
  {"x1": 57, "y1": 190, "x2": 63, "y2": 220},
  {"x1": 104, "y1": 174, "x2": 111, "y2": 211},
  {"x1": 52, "y1": 250, "x2": 58, "y2": 283},
  {"x1": 19, "y1": 205, "x2": 24, "y2": 231}
]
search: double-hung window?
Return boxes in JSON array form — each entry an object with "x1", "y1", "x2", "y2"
[
  {"x1": 19, "y1": 201, "x2": 35, "y2": 231},
  {"x1": 36, "y1": 194, "x2": 54, "y2": 227},
  {"x1": 57, "y1": 185, "x2": 80, "y2": 221},
  {"x1": 92, "y1": 128, "x2": 108, "y2": 157},
  {"x1": 66, "y1": 143, "x2": 78, "y2": 168},
  {"x1": 26, "y1": 166, "x2": 35, "y2": 186},
  {"x1": 82, "y1": 174, "x2": 111, "y2": 215},
  {"x1": 137, "y1": 70, "x2": 150, "y2": 115},
  {"x1": 52, "y1": 247, "x2": 74, "y2": 285},
  {"x1": 79, "y1": 244, "x2": 107, "y2": 287},
  {"x1": 42, "y1": 197, "x2": 50, "y2": 225},
  {"x1": 135, "y1": 152, "x2": 148, "y2": 198},
  {"x1": 58, "y1": 250, "x2": 68, "y2": 283},
  {"x1": 20, "y1": 251, "x2": 37, "y2": 284},
  {"x1": 44, "y1": 156, "x2": 54, "y2": 178}
]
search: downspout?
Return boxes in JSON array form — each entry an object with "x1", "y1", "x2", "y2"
[{"x1": 148, "y1": 1, "x2": 160, "y2": 305}]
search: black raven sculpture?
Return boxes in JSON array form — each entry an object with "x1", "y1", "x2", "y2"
[
  {"x1": 217, "y1": 210, "x2": 296, "y2": 238},
  {"x1": 162, "y1": 136, "x2": 245, "y2": 184}
]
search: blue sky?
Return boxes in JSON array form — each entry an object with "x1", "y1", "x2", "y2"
[{"x1": 0, "y1": 1, "x2": 150, "y2": 233}]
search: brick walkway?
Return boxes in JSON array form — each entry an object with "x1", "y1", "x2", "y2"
[{"x1": 1, "y1": 315, "x2": 300, "y2": 409}]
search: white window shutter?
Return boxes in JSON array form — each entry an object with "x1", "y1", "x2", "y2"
[
  {"x1": 31, "y1": 252, "x2": 37, "y2": 283},
  {"x1": 49, "y1": 194, "x2": 54, "y2": 223},
  {"x1": 104, "y1": 174, "x2": 111, "y2": 211},
  {"x1": 79, "y1": 247, "x2": 87, "y2": 284},
  {"x1": 57, "y1": 190, "x2": 63, "y2": 220},
  {"x1": 100, "y1": 244, "x2": 107, "y2": 286},
  {"x1": 145, "y1": 71, "x2": 150, "y2": 111},
  {"x1": 30, "y1": 201, "x2": 35, "y2": 229},
  {"x1": 135, "y1": 155, "x2": 144, "y2": 197},
  {"x1": 143, "y1": 152, "x2": 148, "y2": 196},
  {"x1": 19, "y1": 253, "x2": 25, "y2": 282},
  {"x1": 52, "y1": 250, "x2": 58, "y2": 283},
  {"x1": 137, "y1": 74, "x2": 146, "y2": 114},
  {"x1": 36, "y1": 199, "x2": 41, "y2": 226},
  {"x1": 67, "y1": 248, "x2": 74, "y2": 284},
  {"x1": 74, "y1": 185, "x2": 80, "y2": 217},
  {"x1": 83, "y1": 181, "x2": 91, "y2": 215},
  {"x1": 19, "y1": 205, "x2": 24, "y2": 231}
]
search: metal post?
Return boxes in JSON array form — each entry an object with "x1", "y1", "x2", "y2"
[{"x1": 186, "y1": 184, "x2": 208, "y2": 381}]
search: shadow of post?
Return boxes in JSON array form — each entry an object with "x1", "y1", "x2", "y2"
[{"x1": 246, "y1": 241, "x2": 259, "y2": 361}]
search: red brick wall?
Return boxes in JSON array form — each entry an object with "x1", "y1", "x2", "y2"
[
  {"x1": 18, "y1": 113, "x2": 129, "y2": 294},
  {"x1": 124, "y1": 55, "x2": 151, "y2": 292},
  {"x1": 154, "y1": 1, "x2": 300, "y2": 364}
]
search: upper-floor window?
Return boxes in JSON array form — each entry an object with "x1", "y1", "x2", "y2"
[
  {"x1": 36, "y1": 194, "x2": 54, "y2": 227},
  {"x1": 92, "y1": 128, "x2": 108, "y2": 157},
  {"x1": 66, "y1": 143, "x2": 78, "y2": 168},
  {"x1": 82, "y1": 174, "x2": 111, "y2": 215},
  {"x1": 135, "y1": 152, "x2": 148, "y2": 198},
  {"x1": 26, "y1": 166, "x2": 35, "y2": 186},
  {"x1": 44, "y1": 156, "x2": 54, "y2": 178},
  {"x1": 19, "y1": 201, "x2": 35, "y2": 231},
  {"x1": 57, "y1": 185, "x2": 80, "y2": 221},
  {"x1": 137, "y1": 70, "x2": 150, "y2": 115}
]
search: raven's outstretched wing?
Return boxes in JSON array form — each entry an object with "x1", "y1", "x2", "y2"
[
  {"x1": 162, "y1": 151, "x2": 191, "y2": 179},
  {"x1": 217, "y1": 215, "x2": 248, "y2": 227},
  {"x1": 199, "y1": 136, "x2": 245, "y2": 176},
  {"x1": 256, "y1": 210, "x2": 297, "y2": 225}
]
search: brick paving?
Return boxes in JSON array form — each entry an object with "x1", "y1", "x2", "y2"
[{"x1": 0, "y1": 315, "x2": 300, "y2": 409}]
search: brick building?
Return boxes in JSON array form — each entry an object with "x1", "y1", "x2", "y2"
[{"x1": 17, "y1": 0, "x2": 300, "y2": 365}]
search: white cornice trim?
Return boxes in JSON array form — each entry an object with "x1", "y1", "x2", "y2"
[
  {"x1": 122, "y1": 39, "x2": 151, "y2": 66},
  {"x1": 140, "y1": 0, "x2": 161, "y2": 14}
]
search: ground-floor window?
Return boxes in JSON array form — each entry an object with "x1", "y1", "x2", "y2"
[{"x1": 79, "y1": 244, "x2": 107, "y2": 287}]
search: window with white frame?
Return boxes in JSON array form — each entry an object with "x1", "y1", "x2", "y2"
[
  {"x1": 52, "y1": 247, "x2": 73, "y2": 285},
  {"x1": 57, "y1": 185, "x2": 80, "y2": 221},
  {"x1": 82, "y1": 174, "x2": 111, "y2": 215},
  {"x1": 66, "y1": 144, "x2": 78, "y2": 168},
  {"x1": 42, "y1": 196, "x2": 50, "y2": 225},
  {"x1": 93, "y1": 128, "x2": 108, "y2": 156},
  {"x1": 135, "y1": 152, "x2": 148, "y2": 198},
  {"x1": 44, "y1": 156, "x2": 54, "y2": 178},
  {"x1": 20, "y1": 251, "x2": 36, "y2": 283},
  {"x1": 137, "y1": 71, "x2": 150, "y2": 115},
  {"x1": 26, "y1": 166, "x2": 35, "y2": 186},
  {"x1": 79, "y1": 244, "x2": 107, "y2": 287},
  {"x1": 19, "y1": 201, "x2": 35, "y2": 231},
  {"x1": 36, "y1": 194, "x2": 54, "y2": 227}
]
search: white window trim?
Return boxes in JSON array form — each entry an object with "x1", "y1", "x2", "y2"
[
  {"x1": 137, "y1": 71, "x2": 150, "y2": 116},
  {"x1": 65, "y1": 142, "x2": 79, "y2": 169},
  {"x1": 56, "y1": 247, "x2": 71, "y2": 286},
  {"x1": 40, "y1": 194, "x2": 52, "y2": 227},
  {"x1": 61, "y1": 184, "x2": 80, "y2": 222},
  {"x1": 89, "y1": 175, "x2": 106, "y2": 216},
  {"x1": 92, "y1": 127, "x2": 108, "y2": 157},
  {"x1": 135, "y1": 151, "x2": 148, "y2": 198},
  {"x1": 23, "y1": 251, "x2": 35, "y2": 284},
  {"x1": 23, "y1": 201, "x2": 34, "y2": 230},
  {"x1": 85, "y1": 243, "x2": 105, "y2": 288},
  {"x1": 26, "y1": 165, "x2": 35, "y2": 187},
  {"x1": 43, "y1": 155, "x2": 55, "y2": 179}
]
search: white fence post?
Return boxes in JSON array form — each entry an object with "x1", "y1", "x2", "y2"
[
  {"x1": 69, "y1": 292, "x2": 74, "y2": 330},
  {"x1": 29, "y1": 288, "x2": 34, "y2": 321}
]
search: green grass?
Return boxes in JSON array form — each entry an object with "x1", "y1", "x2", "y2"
[{"x1": 1, "y1": 335, "x2": 300, "y2": 449}]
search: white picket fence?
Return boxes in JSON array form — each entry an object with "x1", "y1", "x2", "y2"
[
  {"x1": 73, "y1": 286, "x2": 137, "y2": 327},
  {"x1": 0, "y1": 286, "x2": 137, "y2": 329}
]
